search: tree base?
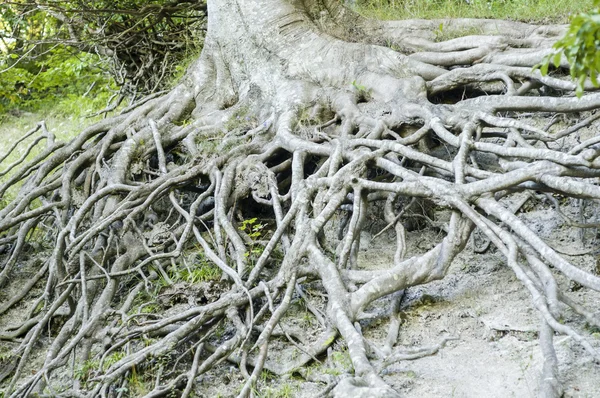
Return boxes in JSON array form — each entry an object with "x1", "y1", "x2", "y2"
[{"x1": 1, "y1": 1, "x2": 600, "y2": 397}]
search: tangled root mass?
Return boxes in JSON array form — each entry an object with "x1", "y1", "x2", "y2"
[{"x1": 1, "y1": 1, "x2": 600, "y2": 397}]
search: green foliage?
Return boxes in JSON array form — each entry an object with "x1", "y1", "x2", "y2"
[
  {"x1": 74, "y1": 359, "x2": 100, "y2": 385},
  {"x1": 239, "y1": 217, "x2": 265, "y2": 239},
  {"x1": 239, "y1": 217, "x2": 267, "y2": 266},
  {"x1": 127, "y1": 366, "x2": 150, "y2": 396},
  {"x1": 302, "y1": 345, "x2": 352, "y2": 380},
  {"x1": 539, "y1": 0, "x2": 600, "y2": 97},
  {"x1": 143, "y1": 250, "x2": 224, "y2": 291},
  {"x1": 103, "y1": 350, "x2": 126, "y2": 371},
  {"x1": 351, "y1": 80, "x2": 367, "y2": 92},
  {"x1": 254, "y1": 380, "x2": 298, "y2": 398},
  {"x1": 0, "y1": 46, "x2": 115, "y2": 114},
  {"x1": 434, "y1": 22, "x2": 445, "y2": 41},
  {"x1": 180, "y1": 260, "x2": 222, "y2": 283},
  {"x1": 0, "y1": 345, "x2": 11, "y2": 363},
  {"x1": 0, "y1": 0, "x2": 205, "y2": 109},
  {"x1": 0, "y1": 1, "x2": 118, "y2": 113},
  {"x1": 140, "y1": 303, "x2": 161, "y2": 313},
  {"x1": 329, "y1": 350, "x2": 353, "y2": 370},
  {"x1": 351, "y1": 79, "x2": 372, "y2": 101}
]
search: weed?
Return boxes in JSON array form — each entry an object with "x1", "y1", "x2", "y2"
[
  {"x1": 330, "y1": 350, "x2": 352, "y2": 370},
  {"x1": 300, "y1": 311, "x2": 315, "y2": 328},
  {"x1": 128, "y1": 366, "x2": 150, "y2": 396},
  {"x1": 176, "y1": 250, "x2": 223, "y2": 283},
  {"x1": 0, "y1": 345, "x2": 12, "y2": 362},
  {"x1": 180, "y1": 262, "x2": 222, "y2": 283},
  {"x1": 385, "y1": 39, "x2": 402, "y2": 52},
  {"x1": 239, "y1": 217, "x2": 265, "y2": 239},
  {"x1": 585, "y1": 322, "x2": 600, "y2": 334},
  {"x1": 324, "y1": 367, "x2": 342, "y2": 376},
  {"x1": 254, "y1": 378, "x2": 298, "y2": 398},
  {"x1": 351, "y1": 79, "x2": 371, "y2": 101},
  {"x1": 149, "y1": 250, "x2": 223, "y2": 289},
  {"x1": 74, "y1": 359, "x2": 100, "y2": 386},
  {"x1": 238, "y1": 217, "x2": 267, "y2": 268},
  {"x1": 142, "y1": 336, "x2": 158, "y2": 346},
  {"x1": 140, "y1": 303, "x2": 160, "y2": 313},
  {"x1": 103, "y1": 351, "x2": 126, "y2": 371}
]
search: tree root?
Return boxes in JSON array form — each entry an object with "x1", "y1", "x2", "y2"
[{"x1": 2, "y1": 1, "x2": 600, "y2": 397}]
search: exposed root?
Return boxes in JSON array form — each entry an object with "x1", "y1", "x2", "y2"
[{"x1": 1, "y1": 1, "x2": 600, "y2": 397}]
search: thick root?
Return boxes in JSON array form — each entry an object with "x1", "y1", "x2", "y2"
[{"x1": 1, "y1": 1, "x2": 600, "y2": 397}]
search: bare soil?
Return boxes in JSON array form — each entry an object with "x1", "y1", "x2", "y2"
[{"x1": 164, "y1": 201, "x2": 600, "y2": 398}]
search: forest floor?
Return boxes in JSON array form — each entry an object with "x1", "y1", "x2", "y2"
[
  {"x1": 173, "y1": 200, "x2": 600, "y2": 398},
  {"x1": 1, "y1": 109, "x2": 600, "y2": 398},
  {"x1": 2, "y1": 200, "x2": 599, "y2": 397}
]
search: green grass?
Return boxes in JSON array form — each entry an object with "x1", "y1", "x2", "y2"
[
  {"x1": 356, "y1": 0, "x2": 594, "y2": 23},
  {"x1": 0, "y1": 95, "x2": 118, "y2": 209},
  {"x1": 0, "y1": 100, "x2": 113, "y2": 164},
  {"x1": 0, "y1": 90, "x2": 119, "y2": 153}
]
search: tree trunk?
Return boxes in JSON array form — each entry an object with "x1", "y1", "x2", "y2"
[{"x1": 1, "y1": 0, "x2": 600, "y2": 397}]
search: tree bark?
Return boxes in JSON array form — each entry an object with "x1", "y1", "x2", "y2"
[{"x1": 1, "y1": 0, "x2": 600, "y2": 397}]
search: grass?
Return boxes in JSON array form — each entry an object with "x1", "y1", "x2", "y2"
[
  {"x1": 254, "y1": 371, "x2": 299, "y2": 398},
  {"x1": 178, "y1": 261, "x2": 222, "y2": 283},
  {"x1": 0, "y1": 94, "x2": 121, "y2": 208},
  {"x1": 0, "y1": 90, "x2": 117, "y2": 139},
  {"x1": 356, "y1": 0, "x2": 594, "y2": 24},
  {"x1": 0, "y1": 95, "x2": 119, "y2": 172}
]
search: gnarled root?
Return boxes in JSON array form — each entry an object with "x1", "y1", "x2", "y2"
[{"x1": 2, "y1": 1, "x2": 600, "y2": 397}]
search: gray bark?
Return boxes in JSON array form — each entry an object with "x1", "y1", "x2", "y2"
[{"x1": 1, "y1": 0, "x2": 600, "y2": 397}]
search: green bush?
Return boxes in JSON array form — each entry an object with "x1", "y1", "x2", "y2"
[
  {"x1": 0, "y1": 0, "x2": 205, "y2": 99},
  {"x1": 539, "y1": 0, "x2": 600, "y2": 96}
]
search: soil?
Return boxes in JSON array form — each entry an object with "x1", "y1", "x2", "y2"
[
  {"x1": 354, "y1": 201, "x2": 600, "y2": 398},
  {"x1": 1, "y1": 161, "x2": 599, "y2": 398}
]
